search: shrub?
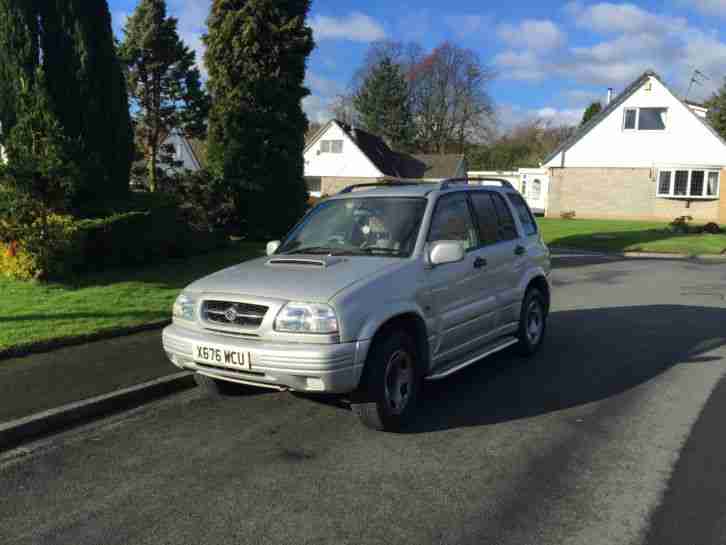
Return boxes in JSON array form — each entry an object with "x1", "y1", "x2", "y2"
[
  {"x1": 0, "y1": 214, "x2": 82, "y2": 280},
  {"x1": 74, "y1": 209, "x2": 226, "y2": 272},
  {"x1": 670, "y1": 215, "x2": 694, "y2": 234},
  {"x1": 0, "y1": 207, "x2": 226, "y2": 281},
  {"x1": 703, "y1": 222, "x2": 722, "y2": 234},
  {"x1": 158, "y1": 169, "x2": 235, "y2": 234}
]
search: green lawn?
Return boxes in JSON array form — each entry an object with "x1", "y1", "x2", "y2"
[
  {"x1": 539, "y1": 218, "x2": 726, "y2": 255},
  {"x1": 0, "y1": 242, "x2": 264, "y2": 354}
]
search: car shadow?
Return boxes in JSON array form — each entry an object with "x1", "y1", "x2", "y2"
[{"x1": 402, "y1": 304, "x2": 726, "y2": 433}]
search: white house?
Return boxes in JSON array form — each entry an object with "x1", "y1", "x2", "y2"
[
  {"x1": 161, "y1": 129, "x2": 203, "y2": 172},
  {"x1": 468, "y1": 168, "x2": 550, "y2": 215},
  {"x1": 541, "y1": 70, "x2": 726, "y2": 222},
  {"x1": 304, "y1": 120, "x2": 468, "y2": 196}
]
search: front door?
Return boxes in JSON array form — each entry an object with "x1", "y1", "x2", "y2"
[{"x1": 424, "y1": 193, "x2": 491, "y2": 369}]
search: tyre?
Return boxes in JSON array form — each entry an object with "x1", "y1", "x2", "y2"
[
  {"x1": 351, "y1": 330, "x2": 421, "y2": 432},
  {"x1": 194, "y1": 373, "x2": 246, "y2": 397},
  {"x1": 517, "y1": 288, "x2": 547, "y2": 356}
]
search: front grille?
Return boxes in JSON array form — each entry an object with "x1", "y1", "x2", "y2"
[{"x1": 202, "y1": 300, "x2": 268, "y2": 329}]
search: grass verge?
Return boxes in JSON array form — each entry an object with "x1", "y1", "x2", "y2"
[
  {"x1": 0, "y1": 242, "x2": 264, "y2": 355},
  {"x1": 539, "y1": 218, "x2": 726, "y2": 256}
]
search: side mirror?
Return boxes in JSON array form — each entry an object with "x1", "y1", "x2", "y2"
[
  {"x1": 429, "y1": 241, "x2": 465, "y2": 266},
  {"x1": 266, "y1": 240, "x2": 281, "y2": 256}
]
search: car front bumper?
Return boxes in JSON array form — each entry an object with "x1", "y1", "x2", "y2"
[{"x1": 162, "y1": 324, "x2": 369, "y2": 394}]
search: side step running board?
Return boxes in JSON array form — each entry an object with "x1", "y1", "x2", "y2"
[{"x1": 425, "y1": 337, "x2": 519, "y2": 381}]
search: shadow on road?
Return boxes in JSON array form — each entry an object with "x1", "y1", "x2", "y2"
[{"x1": 403, "y1": 304, "x2": 726, "y2": 433}]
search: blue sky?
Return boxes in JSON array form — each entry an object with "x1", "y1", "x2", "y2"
[{"x1": 109, "y1": 0, "x2": 726, "y2": 131}]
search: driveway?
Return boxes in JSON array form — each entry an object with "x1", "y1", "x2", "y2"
[{"x1": 1, "y1": 256, "x2": 726, "y2": 545}]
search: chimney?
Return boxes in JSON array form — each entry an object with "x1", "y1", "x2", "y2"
[{"x1": 607, "y1": 88, "x2": 613, "y2": 105}]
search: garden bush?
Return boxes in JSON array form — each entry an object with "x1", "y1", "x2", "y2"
[{"x1": 0, "y1": 204, "x2": 227, "y2": 281}]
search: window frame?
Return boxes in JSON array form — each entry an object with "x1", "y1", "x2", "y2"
[
  {"x1": 506, "y1": 193, "x2": 539, "y2": 237},
  {"x1": 622, "y1": 107, "x2": 668, "y2": 132},
  {"x1": 656, "y1": 168, "x2": 720, "y2": 199},
  {"x1": 623, "y1": 108, "x2": 638, "y2": 131},
  {"x1": 426, "y1": 192, "x2": 479, "y2": 252}
]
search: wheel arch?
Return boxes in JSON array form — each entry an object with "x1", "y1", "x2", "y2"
[
  {"x1": 362, "y1": 311, "x2": 431, "y2": 375},
  {"x1": 525, "y1": 274, "x2": 551, "y2": 314}
]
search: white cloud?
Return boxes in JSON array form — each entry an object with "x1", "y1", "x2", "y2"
[
  {"x1": 445, "y1": 15, "x2": 491, "y2": 39},
  {"x1": 494, "y1": 49, "x2": 547, "y2": 81},
  {"x1": 303, "y1": 95, "x2": 334, "y2": 124},
  {"x1": 535, "y1": 107, "x2": 584, "y2": 126},
  {"x1": 565, "y1": 1, "x2": 686, "y2": 34},
  {"x1": 310, "y1": 12, "x2": 386, "y2": 42},
  {"x1": 497, "y1": 19, "x2": 566, "y2": 51},
  {"x1": 495, "y1": 103, "x2": 583, "y2": 133}
]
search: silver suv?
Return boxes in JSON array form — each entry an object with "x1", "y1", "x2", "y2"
[{"x1": 162, "y1": 179, "x2": 551, "y2": 431}]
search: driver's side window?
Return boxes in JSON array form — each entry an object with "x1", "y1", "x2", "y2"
[{"x1": 427, "y1": 194, "x2": 477, "y2": 250}]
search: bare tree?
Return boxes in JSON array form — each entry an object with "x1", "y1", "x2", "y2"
[{"x1": 410, "y1": 42, "x2": 495, "y2": 154}]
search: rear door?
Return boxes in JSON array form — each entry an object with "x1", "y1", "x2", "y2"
[{"x1": 469, "y1": 191, "x2": 523, "y2": 329}]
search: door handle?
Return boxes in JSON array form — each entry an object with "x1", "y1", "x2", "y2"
[
  {"x1": 514, "y1": 245, "x2": 526, "y2": 256},
  {"x1": 473, "y1": 257, "x2": 487, "y2": 269}
]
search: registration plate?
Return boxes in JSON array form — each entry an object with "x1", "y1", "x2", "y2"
[{"x1": 192, "y1": 343, "x2": 254, "y2": 370}]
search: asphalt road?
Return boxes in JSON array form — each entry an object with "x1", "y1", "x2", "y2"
[{"x1": 2, "y1": 255, "x2": 726, "y2": 545}]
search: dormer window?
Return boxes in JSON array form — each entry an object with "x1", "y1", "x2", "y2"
[
  {"x1": 320, "y1": 140, "x2": 343, "y2": 153},
  {"x1": 623, "y1": 107, "x2": 667, "y2": 131}
]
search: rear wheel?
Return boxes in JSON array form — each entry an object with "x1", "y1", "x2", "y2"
[
  {"x1": 517, "y1": 288, "x2": 547, "y2": 356},
  {"x1": 351, "y1": 330, "x2": 421, "y2": 432},
  {"x1": 194, "y1": 373, "x2": 246, "y2": 397}
]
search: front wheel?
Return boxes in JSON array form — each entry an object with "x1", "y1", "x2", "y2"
[
  {"x1": 351, "y1": 331, "x2": 421, "y2": 432},
  {"x1": 517, "y1": 288, "x2": 547, "y2": 356}
]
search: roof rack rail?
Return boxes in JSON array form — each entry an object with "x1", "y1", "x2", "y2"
[
  {"x1": 338, "y1": 180, "x2": 435, "y2": 194},
  {"x1": 437, "y1": 177, "x2": 471, "y2": 191},
  {"x1": 463, "y1": 177, "x2": 515, "y2": 190}
]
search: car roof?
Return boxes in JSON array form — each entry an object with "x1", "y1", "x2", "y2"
[{"x1": 325, "y1": 179, "x2": 516, "y2": 200}]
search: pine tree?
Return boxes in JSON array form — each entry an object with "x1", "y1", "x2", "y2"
[
  {"x1": 120, "y1": 0, "x2": 210, "y2": 193},
  {"x1": 706, "y1": 80, "x2": 726, "y2": 140},
  {"x1": 580, "y1": 101, "x2": 602, "y2": 126},
  {"x1": 0, "y1": 0, "x2": 133, "y2": 209},
  {"x1": 354, "y1": 56, "x2": 415, "y2": 150},
  {"x1": 205, "y1": 0, "x2": 314, "y2": 239},
  {"x1": 0, "y1": 0, "x2": 40, "y2": 151}
]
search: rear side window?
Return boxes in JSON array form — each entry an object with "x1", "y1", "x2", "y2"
[
  {"x1": 490, "y1": 193, "x2": 518, "y2": 241},
  {"x1": 469, "y1": 193, "x2": 499, "y2": 247},
  {"x1": 507, "y1": 193, "x2": 538, "y2": 236}
]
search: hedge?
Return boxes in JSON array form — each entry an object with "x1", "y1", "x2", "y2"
[{"x1": 1, "y1": 208, "x2": 227, "y2": 281}]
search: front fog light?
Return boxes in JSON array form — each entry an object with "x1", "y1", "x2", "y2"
[{"x1": 274, "y1": 302, "x2": 338, "y2": 334}]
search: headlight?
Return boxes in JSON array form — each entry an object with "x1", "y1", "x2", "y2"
[
  {"x1": 274, "y1": 302, "x2": 338, "y2": 334},
  {"x1": 172, "y1": 293, "x2": 197, "y2": 321}
]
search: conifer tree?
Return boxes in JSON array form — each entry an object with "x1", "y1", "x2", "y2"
[
  {"x1": 205, "y1": 0, "x2": 314, "y2": 238},
  {"x1": 120, "y1": 0, "x2": 210, "y2": 193},
  {"x1": 354, "y1": 56, "x2": 415, "y2": 150}
]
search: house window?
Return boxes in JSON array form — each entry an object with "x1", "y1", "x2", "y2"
[
  {"x1": 657, "y1": 168, "x2": 720, "y2": 198},
  {"x1": 623, "y1": 108, "x2": 637, "y2": 130},
  {"x1": 707, "y1": 172, "x2": 720, "y2": 196},
  {"x1": 623, "y1": 107, "x2": 667, "y2": 131},
  {"x1": 305, "y1": 176, "x2": 321, "y2": 193},
  {"x1": 674, "y1": 170, "x2": 688, "y2": 195},
  {"x1": 638, "y1": 108, "x2": 667, "y2": 130},
  {"x1": 320, "y1": 140, "x2": 343, "y2": 154}
]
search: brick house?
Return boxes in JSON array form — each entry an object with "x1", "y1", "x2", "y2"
[
  {"x1": 303, "y1": 120, "x2": 467, "y2": 196},
  {"x1": 543, "y1": 70, "x2": 726, "y2": 222}
]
